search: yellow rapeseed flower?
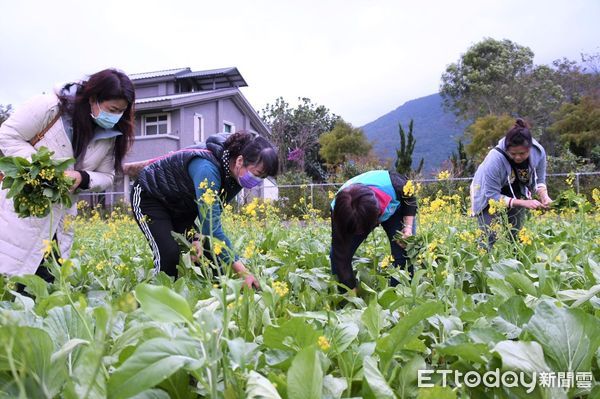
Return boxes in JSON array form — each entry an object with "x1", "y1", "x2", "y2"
[
  {"x1": 403, "y1": 180, "x2": 415, "y2": 196},
  {"x1": 41, "y1": 239, "x2": 52, "y2": 257},
  {"x1": 518, "y1": 228, "x2": 533, "y2": 246},
  {"x1": 379, "y1": 255, "x2": 394, "y2": 269},
  {"x1": 214, "y1": 242, "x2": 223, "y2": 255},
  {"x1": 437, "y1": 170, "x2": 451, "y2": 180},
  {"x1": 488, "y1": 198, "x2": 506, "y2": 215},
  {"x1": 272, "y1": 281, "x2": 289, "y2": 297},
  {"x1": 317, "y1": 335, "x2": 331, "y2": 351},
  {"x1": 243, "y1": 241, "x2": 256, "y2": 259},
  {"x1": 328, "y1": 190, "x2": 335, "y2": 200},
  {"x1": 565, "y1": 173, "x2": 575, "y2": 188},
  {"x1": 592, "y1": 188, "x2": 600, "y2": 207},
  {"x1": 201, "y1": 188, "x2": 216, "y2": 206},
  {"x1": 199, "y1": 179, "x2": 209, "y2": 189}
]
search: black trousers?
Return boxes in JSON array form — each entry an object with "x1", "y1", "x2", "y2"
[
  {"x1": 477, "y1": 205, "x2": 527, "y2": 249},
  {"x1": 131, "y1": 183, "x2": 196, "y2": 277},
  {"x1": 330, "y1": 208, "x2": 416, "y2": 288}
]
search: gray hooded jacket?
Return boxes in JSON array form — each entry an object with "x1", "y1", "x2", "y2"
[{"x1": 470, "y1": 137, "x2": 547, "y2": 215}]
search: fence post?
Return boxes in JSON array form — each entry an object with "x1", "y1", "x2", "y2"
[
  {"x1": 576, "y1": 173, "x2": 580, "y2": 194},
  {"x1": 311, "y1": 184, "x2": 314, "y2": 208}
]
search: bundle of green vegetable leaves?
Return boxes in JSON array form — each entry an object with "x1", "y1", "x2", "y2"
[{"x1": 0, "y1": 147, "x2": 75, "y2": 217}]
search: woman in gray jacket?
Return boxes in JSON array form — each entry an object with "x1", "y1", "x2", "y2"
[
  {"x1": 0, "y1": 69, "x2": 135, "y2": 279},
  {"x1": 470, "y1": 118, "x2": 552, "y2": 247}
]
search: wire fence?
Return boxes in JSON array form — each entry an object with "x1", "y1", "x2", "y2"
[{"x1": 79, "y1": 171, "x2": 600, "y2": 216}]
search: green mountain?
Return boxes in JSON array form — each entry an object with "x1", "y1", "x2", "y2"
[{"x1": 361, "y1": 93, "x2": 468, "y2": 174}]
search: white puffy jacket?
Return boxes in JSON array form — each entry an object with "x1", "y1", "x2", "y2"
[{"x1": 0, "y1": 93, "x2": 117, "y2": 276}]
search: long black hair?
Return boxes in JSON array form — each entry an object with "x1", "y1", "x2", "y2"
[{"x1": 58, "y1": 68, "x2": 135, "y2": 172}]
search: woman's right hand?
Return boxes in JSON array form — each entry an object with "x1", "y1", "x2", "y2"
[
  {"x1": 516, "y1": 199, "x2": 545, "y2": 209},
  {"x1": 232, "y1": 260, "x2": 260, "y2": 290}
]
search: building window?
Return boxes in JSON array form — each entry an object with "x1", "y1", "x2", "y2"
[
  {"x1": 142, "y1": 113, "x2": 170, "y2": 136},
  {"x1": 223, "y1": 121, "x2": 235, "y2": 133},
  {"x1": 194, "y1": 113, "x2": 204, "y2": 143}
]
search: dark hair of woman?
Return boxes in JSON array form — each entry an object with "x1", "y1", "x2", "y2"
[
  {"x1": 224, "y1": 131, "x2": 279, "y2": 176},
  {"x1": 505, "y1": 118, "x2": 533, "y2": 149},
  {"x1": 333, "y1": 184, "x2": 380, "y2": 238},
  {"x1": 58, "y1": 68, "x2": 135, "y2": 172}
]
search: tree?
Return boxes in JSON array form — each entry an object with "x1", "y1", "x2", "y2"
[
  {"x1": 550, "y1": 53, "x2": 600, "y2": 103},
  {"x1": 0, "y1": 104, "x2": 12, "y2": 126},
  {"x1": 441, "y1": 38, "x2": 535, "y2": 120},
  {"x1": 261, "y1": 97, "x2": 339, "y2": 180},
  {"x1": 549, "y1": 96, "x2": 600, "y2": 161},
  {"x1": 394, "y1": 120, "x2": 424, "y2": 176},
  {"x1": 463, "y1": 114, "x2": 514, "y2": 162},
  {"x1": 440, "y1": 38, "x2": 566, "y2": 131},
  {"x1": 448, "y1": 140, "x2": 475, "y2": 177},
  {"x1": 318, "y1": 120, "x2": 372, "y2": 166}
]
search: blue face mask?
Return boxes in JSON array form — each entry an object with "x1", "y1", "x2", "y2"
[
  {"x1": 91, "y1": 101, "x2": 124, "y2": 129},
  {"x1": 239, "y1": 171, "x2": 263, "y2": 189}
]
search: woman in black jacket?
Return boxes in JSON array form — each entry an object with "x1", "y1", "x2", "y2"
[{"x1": 130, "y1": 132, "x2": 278, "y2": 288}]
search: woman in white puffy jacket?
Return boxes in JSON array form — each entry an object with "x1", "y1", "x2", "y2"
[{"x1": 0, "y1": 69, "x2": 135, "y2": 279}]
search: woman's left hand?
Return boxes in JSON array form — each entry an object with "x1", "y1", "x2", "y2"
[
  {"x1": 64, "y1": 170, "x2": 82, "y2": 192},
  {"x1": 540, "y1": 194, "x2": 553, "y2": 208}
]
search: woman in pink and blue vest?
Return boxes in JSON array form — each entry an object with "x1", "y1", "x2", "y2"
[{"x1": 330, "y1": 170, "x2": 418, "y2": 292}]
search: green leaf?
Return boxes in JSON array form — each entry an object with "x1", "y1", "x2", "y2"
[
  {"x1": 43, "y1": 188, "x2": 54, "y2": 198},
  {"x1": 493, "y1": 340, "x2": 551, "y2": 373},
  {"x1": 0, "y1": 158, "x2": 22, "y2": 176},
  {"x1": 0, "y1": 326, "x2": 66, "y2": 398},
  {"x1": 263, "y1": 318, "x2": 321, "y2": 351},
  {"x1": 556, "y1": 284, "x2": 600, "y2": 307},
  {"x1": 436, "y1": 334, "x2": 490, "y2": 363},
  {"x1": 63, "y1": 343, "x2": 107, "y2": 399},
  {"x1": 130, "y1": 389, "x2": 171, "y2": 399},
  {"x1": 525, "y1": 300, "x2": 600, "y2": 372},
  {"x1": 287, "y1": 346, "x2": 323, "y2": 399},
  {"x1": 487, "y1": 278, "x2": 516, "y2": 300},
  {"x1": 322, "y1": 375, "x2": 347, "y2": 399},
  {"x1": 397, "y1": 355, "x2": 426, "y2": 399},
  {"x1": 226, "y1": 338, "x2": 259, "y2": 370},
  {"x1": 362, "y1": 356, "x2": 396, "y2": 399},
  {"x1": 135, "y1": 284, "x2": 193, "y2": 324},
  {"x1": 246, "y1": 371, "x2": 282, "y2": 399},
  {"x1": 505, "y1": 272, "x2": 537, "y2": 297},
  {"x1": 498, "y1": 296, "x2": 534, "y2": 327},
  {"x1": 376, "y1": 301, "x2": 443, "y2": 366},
  {"x1": 361, "y1": 299, "x2": 383, "y2": 340},
  {"x1": 107, "y1": 337, "x2": 203, "y2": 399},
  {"x1": 50, "y1": 338, "x2": 89, "y2": 364},
  {"x1": 491, "y1": 296, "x2": 534, "y2": 339},
  {"x1": 6, "y1": 178, "x2": 25, "y2": 199},
  {"x1": 416, "y1": 386, "x2": 457, "y2": 399},
  {"x1": 44, "y1": 305, "x2": 93, "y2": 349},
  {"x1": 11, "y1": 275, "x2": 49, "y2": 299},
  {"x1": 331, "y1": 321, "x2": 359, "y2": 355}
]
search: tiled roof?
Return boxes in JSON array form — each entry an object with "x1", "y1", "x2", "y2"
[
  {"x1": 135, "y1": 88, "x2": 235, "y2": 104},
  {"x1": 176, "y1": 67, "x2": 237, "y2": 79},
  {"x1": 129, "y1": 68, "x2": 190, "y2": 80}
]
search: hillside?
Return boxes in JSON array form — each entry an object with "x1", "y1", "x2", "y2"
[{"x1": 361, "y1": 93, "x2": 468, "y2": 174}]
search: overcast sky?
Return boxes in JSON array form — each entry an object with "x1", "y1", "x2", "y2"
[{"x1": 1, "y1": 0, "x2": 598, "y2": 126}]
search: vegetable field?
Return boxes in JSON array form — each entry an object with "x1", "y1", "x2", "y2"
[{"x1": 1, "y1": 186, "x2": 599, "y2": 399}]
